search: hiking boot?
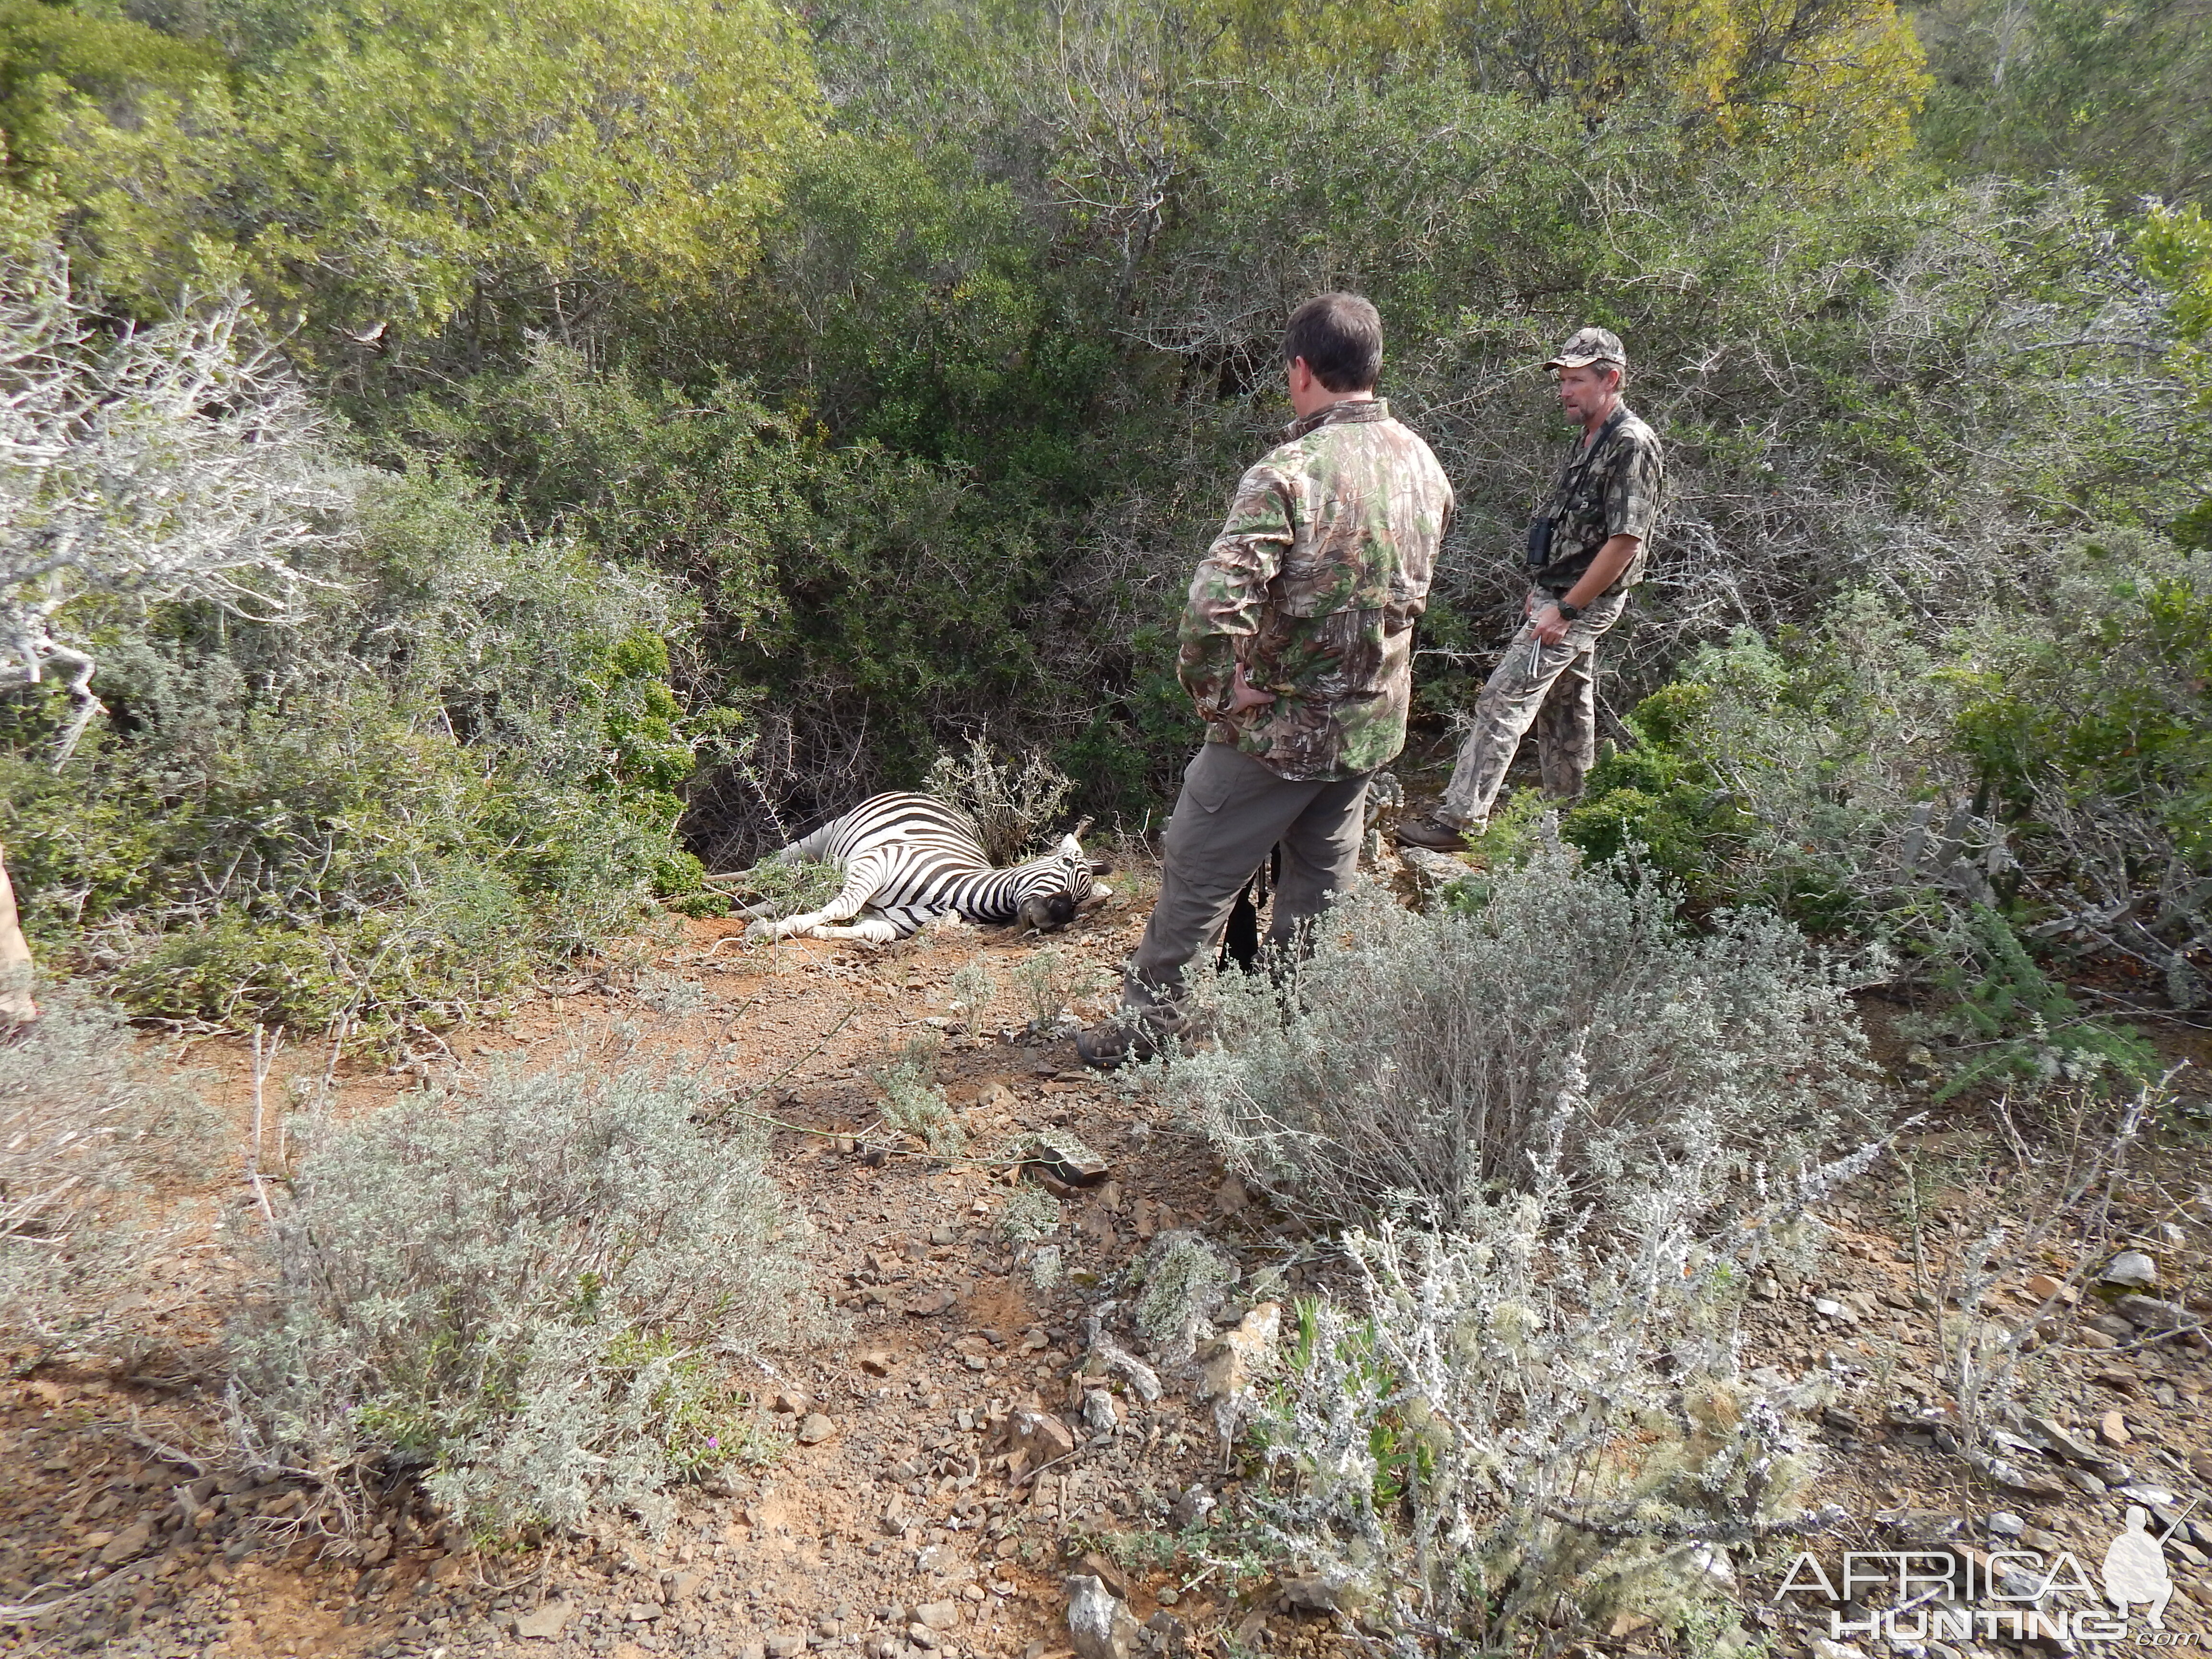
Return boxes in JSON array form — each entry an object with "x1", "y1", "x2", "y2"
[
  {"x1": 1075, "y1": 1004, "x2": 1184, "y2": 1071},
  {"x1": 1394, "y1": 810, "x2": 1480, "y2": 852}
]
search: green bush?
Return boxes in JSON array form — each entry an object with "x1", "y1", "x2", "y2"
[
  {"x1": 2, "y1": 468, "x2": 705, "y2": 1035},
  {"x1": 1912, "y1": 908, "x2": 2159, "y2": 1100},
  {"x1": 1562, "y1": 539, "x2": 2211, "y2": 1009},
  {"x1": 227, "y1": 1060, "x2": 805, "y2": 1539}
]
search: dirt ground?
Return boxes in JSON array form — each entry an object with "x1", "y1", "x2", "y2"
[{"x1": 3, "y1": 822, "x2": 2210, "y2": 1659}]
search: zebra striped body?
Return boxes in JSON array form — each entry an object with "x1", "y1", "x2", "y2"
[{"x1": 735, "y1": 794, "x2": 1106, "y2": 945}]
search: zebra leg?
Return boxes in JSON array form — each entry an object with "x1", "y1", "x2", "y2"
[
  {"x1": 798, "y1": 915, "x2": 903, "y2": 945},
  {"x1": 745, "y1": 853, "x2": 888, "y2": 940}
]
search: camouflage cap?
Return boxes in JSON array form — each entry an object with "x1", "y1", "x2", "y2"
[{"x1": 1543, "y1": 326, "x2": 1627, "y2": 370}]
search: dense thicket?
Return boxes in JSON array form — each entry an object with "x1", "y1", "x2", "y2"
[{"x1": 1, "y1": 0, "x2": 2206, "y2": 1032}]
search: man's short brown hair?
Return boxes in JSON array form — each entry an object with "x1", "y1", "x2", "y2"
[{"x1": 1283, "y1": 292, "x2": 1382, "y2": 393}]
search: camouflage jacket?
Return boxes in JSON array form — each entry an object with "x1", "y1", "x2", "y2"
[
  {"x1": 1178, "y1": 398, "x2": 1455, "y2": 781},
  {"x1": 1527, "y1": 404, "x2": 1665, "y2": 596}
]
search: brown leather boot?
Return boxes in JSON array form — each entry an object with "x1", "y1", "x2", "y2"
[
  {"x1": 1075, "y1": 1003, "x2": 1185, "y2": 1070},
  {"x1": 1394, "y1": 810, "x2": 1479, "y2": 852}
]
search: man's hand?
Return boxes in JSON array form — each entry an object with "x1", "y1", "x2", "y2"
[
  {"x1": 1530, "y1": 603, "x2": 1570, "y2": 647},
  {"x1": 1225, "y1": 662, "x2": 1277, "y2": 717}
]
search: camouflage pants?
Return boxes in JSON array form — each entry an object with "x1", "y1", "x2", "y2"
[{"x1": 1438, "y1": 589, "x2": 1627, "y2": 828}]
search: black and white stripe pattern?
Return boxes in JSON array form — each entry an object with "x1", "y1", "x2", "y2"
[{"x1": 734, "y1": 793, "x2": 1105, "y2": 945}]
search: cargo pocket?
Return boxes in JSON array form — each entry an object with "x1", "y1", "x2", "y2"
[{"x1": 1184, "y1": 747, "x2": 1241, "y2": 815}]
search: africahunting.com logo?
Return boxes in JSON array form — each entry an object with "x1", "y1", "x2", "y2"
[{"x1": 1777, "y1": 1504, "x2": 2197, "y2": 1647}]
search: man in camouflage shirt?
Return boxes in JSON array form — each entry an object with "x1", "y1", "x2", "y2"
[
  {"x1": 1078, "y1": 292, "x2": 1455, "y2": 1069},
  {"x1": 1398, "y1": 326, "x2": 1664, "y2": 849}
]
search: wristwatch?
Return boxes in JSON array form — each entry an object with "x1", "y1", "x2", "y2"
[{"x1": 1554, "y1": 599, "x2": 1583, "y2": 621}]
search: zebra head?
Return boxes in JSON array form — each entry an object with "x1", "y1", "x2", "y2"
[{"x1": 1014, "y1": 833, "x2": 1112, "y2": 933}]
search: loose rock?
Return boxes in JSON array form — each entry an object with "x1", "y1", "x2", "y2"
[
  {"x1": 1011, "y1": 1407, "x2": 1077, "y2": 1466},
  {"x1": 1029, "y1": 1130, "x2": 1109, "y2": 1188},
  {"x1": 2102, "y1": 1250, "x2": 2158, "y2": 1289},
  {"x1": 96, "y1": 1521, "x2": 151, "y2": 1566},
  {"x1": 1065, "y1": 1574, "x2": 1138, "y2": 1659},
  {"x1": 512, "y1": 1601, "x2": 576, "y2": 1640},
  {"x1": 2114, "y1": 1293, "x2": 2190, "y2": 1331},
  {"x1": 798, "y1": 1413, "x2": 838, "y2": 1445},
  {"x1": 2099, "y1": 1410, "x2": 2131, "y2": 1447},
  {"x1": 1197, "y1": 1300, "x2": 1281, "y2": 1427}
]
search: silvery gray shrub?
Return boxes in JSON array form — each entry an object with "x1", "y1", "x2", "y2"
[
  {"x1": 1154, "y1": 838, "x2": 1881, "y2": 1231},
  {"x1": 1245, "y1": 1121, "x2": 1875, "y2": 1650},
  {"x1": 1154, "y1": 842, "x2": 1893, "y2": 1646},
  {"x1": 227, "y1": 1060, "x2": 806, "y2": 1537},
  {"x1": 0, "y1": 994, "x2": 210, "y2": 1367}
]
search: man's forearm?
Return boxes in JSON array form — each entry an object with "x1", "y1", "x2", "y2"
[
  {"x1": 1560, "y1": 535, "x2": 1640, "y2": 610},
  {"x1": 1178, "y1": 629, "x2": 1239, "y2": 714}
]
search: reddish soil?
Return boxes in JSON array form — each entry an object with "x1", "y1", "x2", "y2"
[{"x1": 2, "y1": 844, "x2": 2209, "y2": 1659}]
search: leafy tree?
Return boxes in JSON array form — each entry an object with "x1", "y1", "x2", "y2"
[
  {"x1": 2136, "y1": 204, "x2": 2212, "y2": 544},
  {"x1": 0, "y1": 0, "x2": 222, "y2": 176},
  {"x1": 1208, "y1": 0, "x2": 1929, "y2": 154},
  {"x1": 47, "y1": 0, "x2": 824, "y2": 354},
  {"x1": 1914, "y1": 0, "x2": 2212, "y2": 204}
]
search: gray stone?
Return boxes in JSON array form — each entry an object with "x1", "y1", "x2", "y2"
[
  {"x1": 1986, "y1": 1513, "x2": 2026, "y2": 1537},
  {"x1": 2101, "y1": 1250, "x2": 2158, "y2": 1289},
  {"x1": 96, "y1": 1521, "x2": 152, "y2": 1565},
  {"x1": 2116, "y1": 1482, "x2": 2179, "y2": 1507},
  {"x1": 2114, "y1": 1293, "x2": 2189, "y2": 1330},
  {"x1": 1028, "y1": 1130, "x2": 1109, "y2": 1187},
  {"x1": 1196, "y1": 1301, "x2": 1280, "y2": 1406},
  {"x1": 1171, "y1": 1486, "x2": 1214, "y2": 1529},
  {"x1": 2030, "y1": 1416, "x2": 2104, "y2": 1465},
  {"x1": 797, "y1": 1413, "x2": 837, "y2": 1445},
  {"x1": 1064, "y1": 1575, "x2": 1137, "y2": 1659},
  {"x1": 510, "y1": 1601, "x2": 576, "y2": 1640},
  {"x1": 915, "y1": 1601, "x2": 961, "y2": 1631},
  {"x1": 1010, "y1": 1407, "x2": 1076, "y2": 1467},
  {"x1": 766, "y1": 1636, "x2": 805, "y2": 1659},
  {"x1": 1082, "y1": 1390, "x2": 1118, "y2": 1434},
  {"x1": 1281, "y1": 1569, "x2": 1372, "y2": 1611}
]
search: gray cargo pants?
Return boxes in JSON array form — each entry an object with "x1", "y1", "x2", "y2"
[
  {"x1": 1124, "y1": 741, "x2": 1370, "y2": 1009},
  {"x1": 1438, "y1": 589, "x2": 1626, "y2": 828}
]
